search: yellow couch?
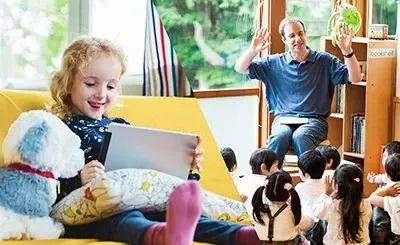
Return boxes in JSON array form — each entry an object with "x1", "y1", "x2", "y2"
[{"x1": 0, "y1": 89, "x2": 244, "y2": 245}]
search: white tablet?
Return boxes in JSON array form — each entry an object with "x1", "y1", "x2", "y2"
[{"x1": 99, "y1": 123, "x2": 198, "y2": 180}]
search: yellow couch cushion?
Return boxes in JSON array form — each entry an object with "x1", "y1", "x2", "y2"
[{"x1": 0, "y1": 89, "x2": 244, "y2": 245}]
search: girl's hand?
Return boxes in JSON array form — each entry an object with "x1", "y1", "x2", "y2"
[
  {"x1": 80, "y1": 160, "x2": 105, "y2": 186},
  {"x1": 191, "y1": 135, "x2": 205, "y2": 172},
  {"x1": 324, "y1": 174, "x2": 334, "y2": 196}
]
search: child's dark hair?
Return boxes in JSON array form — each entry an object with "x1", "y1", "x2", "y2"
[
  {"x1": 249, "y1": 147, "x2": 278, "y2": 174},
  {"x1": 385, "y1": 154, "x2": 400, "y2": 181},
  {"x1": 297, "y1": 149, "x2": 326, "y2": 179},
  {"x1": 220, "y1": 147, "x2": 237, "y2": 172},
  {"x1": 252, "y1": 170, "x2": 301, "y2": 226},
  {"x1": 384, "y1": 141, "x2": 400, "y2": 155},
  {"x1": 316, "y1": 145, "x2": 341, "y2": 170},
  {"x1": 332, "y1": 164, "x2": 365, "y2": 244}
]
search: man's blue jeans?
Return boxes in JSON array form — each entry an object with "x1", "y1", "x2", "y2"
[{"x1": 268, "y1": 115, "x2": 328, "y2": 168}]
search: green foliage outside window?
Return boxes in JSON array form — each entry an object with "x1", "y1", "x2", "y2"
[
  {"x1": 154, "y1": 0, "x2": 258, "y2": 90},
  {"x1": 286, "y1": 0, "x2": 332, "y2": 51}
]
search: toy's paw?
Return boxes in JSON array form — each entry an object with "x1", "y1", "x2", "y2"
[
  {"x1": 54, "y1": 220, "x2": 65, "y2": 237},
  {"x1": 0, "y1": 229, "x2": 23, "y2": 241},
  {"x1": 0, "y1": 211, "x2": 24, "y2": 240},
  {"x1": 26, "y1": 216, "x2": 64, "y2": 240}
]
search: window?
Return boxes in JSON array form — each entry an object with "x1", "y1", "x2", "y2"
[
  {"x1": 90, "y1": 0, "x2": 148, "y2": 94},
  {"x1": 369, "y1": 0, "x2": 397, "y2": 36},
  {"x1": 286, "y1": 0, "x2": 332, "y2": 51},
  {"x1": 1, "y1": 0, "x2": 261, "y2": 92},
  {"x1": 0, "y1": 0, "x2": 68, "y2": 89},
  {"x1": 153, "y1": 0, "x2": 260, "y2": 90},
  {"x1": 91, "y1": 0, "x2": 147, "y2": 76},
  {"x1": 1, "y1": 0, "x2": 148, "y2": 92}
]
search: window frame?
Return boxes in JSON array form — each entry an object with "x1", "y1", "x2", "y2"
[
  {"x1": 79, "y1": 0, "x2": 143, "y2": 86},
  {"x1": 68, "y1": 0, "x2": 92, "y2": 43}
]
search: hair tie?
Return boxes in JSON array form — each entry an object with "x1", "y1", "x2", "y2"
[
  {"x1": 283, "y1": 183, "x2": 292, "y2": 191},
  {"x1": 353, "y1": 178, "x2": 360, "y2": 183},
  {"x1": 264, "y1": 179, "x2": 269, "y2": 187}
]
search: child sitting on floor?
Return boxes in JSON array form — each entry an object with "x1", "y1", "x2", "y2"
[
  {"x1": 252, "y1": 170, "x2": 314, "y2": 244},
  {"x1": 295, "y1": 150, "x2": 327, "y2": 245},
  {"x1": 220, "y1": 147, "x2": 240, "y2": 186},
  {"x1": 316, "y1": 145, "x2": 341, "y2": 178},
  {"x1": 312, "y1": 163, "x2": 372, "y2": 245},
  {"x1": 369, "y1": 153, "x2": 400, "y2": 245},
  {"x1": 236, "y1": 147, "x2": 279, "y2": 217},
  {"x1": 366, "y1": 141, "x2": 400, "y2": 244}
]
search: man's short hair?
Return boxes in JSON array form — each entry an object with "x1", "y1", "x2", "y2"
[
  {"x1": 278, "y1": 16, "x2": 306, "y2": 38},
  {"x1": 297, "y1": 149, "x2": 326, "y2": 179},
  {"x1": 220, "y1": 147, "x2": 237, "y2": 172},
  {"x1": 385, "y1": 154, "x2": 400, "y2": 181},
  {"x1": 316, "y1": 145, "x2": 341, "y2": 170}
]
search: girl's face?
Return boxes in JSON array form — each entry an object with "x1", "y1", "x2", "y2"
[{"x1": 70, "y1": 54, "x2": 122, "y2": 119}]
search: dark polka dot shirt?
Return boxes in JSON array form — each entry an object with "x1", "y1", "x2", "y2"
[{"x1": 55, "y1": 114, "x2": 130, "y2": 204}]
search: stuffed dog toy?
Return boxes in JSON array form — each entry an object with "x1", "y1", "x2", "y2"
[{"x1": 0, "y1": 110, "x2": 84, "y2": 240}]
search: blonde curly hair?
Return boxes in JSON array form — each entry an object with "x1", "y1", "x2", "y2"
[{"x1": 48, "y1": 36, "x2": 127, "y2": 120}]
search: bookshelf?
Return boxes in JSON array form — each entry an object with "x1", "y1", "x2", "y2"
[{"x1": 321, "y1": 36, "x2": 397, "y2": 195}]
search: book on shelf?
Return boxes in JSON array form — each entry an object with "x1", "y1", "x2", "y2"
[
  {"x1": 351, "y1": 114, "x2": 366, "y2": 154},
  {"x1": 335, "y1": 85, "x2": 345, "y2": 113}
]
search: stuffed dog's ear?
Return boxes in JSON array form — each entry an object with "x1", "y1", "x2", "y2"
[{"x1": 18, "y1": 121, "x2": 49, "y2": 170}]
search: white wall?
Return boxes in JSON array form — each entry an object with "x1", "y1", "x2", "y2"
[{"x1": 197, "y1": 96, "x2": 259, "y2": 176}]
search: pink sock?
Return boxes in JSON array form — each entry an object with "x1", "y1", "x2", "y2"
[
  {"x1": 143, "y1": 223, "x2": 166, "y2": 245},
  {"x1": 234, "y1": 226, "x2": 261, "y2": 245},
  {"x1": 165, "y1": 180, "x2": 203, "y2": 245}
]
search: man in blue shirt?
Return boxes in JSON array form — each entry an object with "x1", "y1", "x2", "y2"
[{"x1": 235, "y1": 17, "x2": 362, "y2": 168}]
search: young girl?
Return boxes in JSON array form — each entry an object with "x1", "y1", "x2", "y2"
[
  {"x1": 312, "y1": 163, "x2": 372, "y2": 245},
  {"x1": 48, "y1": 36, "x2": 261, "y2": 245},
  {"x1": 252, "y1": 170, "x2": 314, "y2": 244}
]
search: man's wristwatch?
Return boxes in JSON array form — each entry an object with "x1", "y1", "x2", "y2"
[{"x1": 343, "y1": 51, "x2": 354, "y2": 58}]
